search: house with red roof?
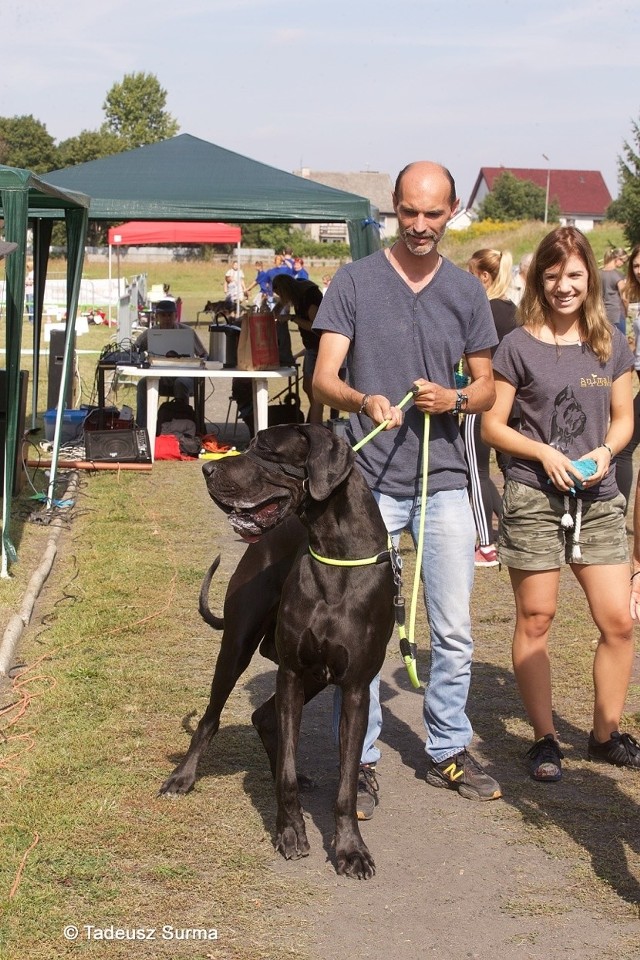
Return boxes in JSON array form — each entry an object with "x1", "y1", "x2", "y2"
[{"x1": 467, "y1": 168, "x2": 612, "y2": 232}]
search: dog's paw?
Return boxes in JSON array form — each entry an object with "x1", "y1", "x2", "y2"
[
  {"x1": 275, "y1": 825, "x2": 310, "y2": 861},
  {"x1": 336, "y1": 845, "x2": 376, "y2": 880},
  {"x1": 158, "y1": 770, "x2": 195, "y2": 796}
]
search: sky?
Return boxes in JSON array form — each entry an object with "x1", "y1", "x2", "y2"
[{"x1": 3, "y1": 0, "x2": 638, "y2": 206}]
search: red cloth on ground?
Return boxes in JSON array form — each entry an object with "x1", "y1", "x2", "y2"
[{"x1": 154, "y1": 434, "x2": 198, "y2": 461}]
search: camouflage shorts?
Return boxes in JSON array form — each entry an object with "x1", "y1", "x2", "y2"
[{"x1": 498, "y1": 480, "x2": 629, "y2": 570}]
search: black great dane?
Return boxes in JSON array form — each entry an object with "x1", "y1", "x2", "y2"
[{"x1": 160, "y1": 423, "x2": 395, "y2": 879}]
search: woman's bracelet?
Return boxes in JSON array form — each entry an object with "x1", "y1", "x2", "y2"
[
  {"x1": 359, "y1": 394, "x2": 371, "y2": 415},
  {"x1": 601, "y1": 442, "x2": 613, "y2": 458},
  {"x1": 630, "y1": 570, "x2": 640, "y2": 584}
]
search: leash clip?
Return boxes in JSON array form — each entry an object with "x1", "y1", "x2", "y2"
[{"x1": 390, "y1": 543, "x2": 403, "y2": 586}]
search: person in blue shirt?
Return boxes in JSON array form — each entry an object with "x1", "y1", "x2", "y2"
[
  {"x1": 246, "y1": 260, "x2": 273, "y2": 309},
  {"x1": 292, "y1": 256, "x2": 309, "y2": 280}
]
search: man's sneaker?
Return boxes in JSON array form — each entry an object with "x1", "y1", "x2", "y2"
[
  {"x1": 525, "y1": 734, "x2": 563, "y2": 782},
  {"x1": 588, "y1": 730, "x2": 640, "y2": 768},
  {"x1": 474, "y1": 545, "x2": 499, "y2": 567},
  {"x1": 425, "y1": 749, "x2": 502, "y2": 801},
  {"x1": 356, "y1": 763, "x2": 379, "y2": 820}
]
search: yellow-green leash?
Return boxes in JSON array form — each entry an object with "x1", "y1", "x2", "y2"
[
  {"x1": 351, "y1": 389, "x2": 415, "y2": 452},
  {"x1": 352, "y1": 388, "x2": 429, "y2": 690},
  {"x1": 398, "y1": 410, "x2": 429, "y2": 689}
]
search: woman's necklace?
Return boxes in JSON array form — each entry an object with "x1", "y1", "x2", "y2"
[
  {"x1": 554, "y1": 331, "x2": 582, "y2": 345},
  {"x1": 548, "y1": 321, "x2": 583, "y2": 355}
]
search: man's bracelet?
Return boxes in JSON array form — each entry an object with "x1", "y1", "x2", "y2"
[
  {"x1": 359, "y1": 394, "x2": 371, "y2": 416},
  {"x1": 451, "y1": 391, "x2": 469, "y2": 416},
  {"x1": 630, "y1": 570, "x2": 640, "y2": 584},
  {"x1": 602, "y1": 442, "x2": 613, "y2": 458}
]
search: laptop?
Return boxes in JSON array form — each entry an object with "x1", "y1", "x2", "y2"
[{"x1": 147, "y1": 327, "x2": 197, "y2": 358}]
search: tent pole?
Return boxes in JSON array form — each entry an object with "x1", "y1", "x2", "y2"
[
  {"x1": 235, "y1": 239, "x2": 241, "y2": 320},
  {"x1": 116, "y1": 246, "x2": 121, "y2": 327},
  {"x1": 108, "y1": 243, "x2": 113, "y2": 326},
  {"x1": 45, "y1": 207, "x2": 88, "y2": 511}
]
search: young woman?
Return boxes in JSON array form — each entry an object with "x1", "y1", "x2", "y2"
[
  {"x1": 623, "y1": 243, "x2": 640, "y2": 380},
  {"x1": 613, "y1": 244, "x2": 640, "y2": 512},
  {"x1": 482, "y1": 226, "x2": 638, "y2": 782},
  {"x1": 465, "y1": 248, "x2": 518, "y2": 566},
  {"x1": 599, "y1": 247, "x2": 628, "y2": 334}
]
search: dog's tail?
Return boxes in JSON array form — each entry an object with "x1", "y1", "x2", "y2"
[{"x1": 199, "y1": 555, "x2": 224, "y2": 630}]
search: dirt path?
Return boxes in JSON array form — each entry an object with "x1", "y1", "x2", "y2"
[
  {"x1": 210, "y1": 503, "x2": 640, "y2": 960},
  {"x1": 267, "y1": 661, "x2": 640, "y2": 960}
]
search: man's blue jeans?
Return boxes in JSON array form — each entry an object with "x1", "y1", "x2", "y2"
[{"x1": 333, "y1": 488, "x2": 476, "y2": 765}]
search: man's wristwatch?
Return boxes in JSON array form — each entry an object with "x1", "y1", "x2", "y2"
[{"x1": 452, "y1": 391, "x2": 469, "y2": 416}]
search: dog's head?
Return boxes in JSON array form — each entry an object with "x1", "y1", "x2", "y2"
[{"x1": 202, "y1": 424, "x2": 354, "y2": 542}]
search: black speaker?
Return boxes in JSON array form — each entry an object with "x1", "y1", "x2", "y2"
[
  {"x1": 47, "y1": 329, "x2": 75, "y2": 410},
  {"x1": 84, "y1": 428, "x2": 152, "y2": 463},
  {"x1": 0, "y1": 369, "x2": 29, "y2": 496}
]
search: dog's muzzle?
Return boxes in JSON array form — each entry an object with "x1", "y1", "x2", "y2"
[{"x1": 204, "y1": 451, "x2": 308, "y2": 543}]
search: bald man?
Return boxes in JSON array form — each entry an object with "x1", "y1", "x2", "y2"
[{"x1": 313, "y1": 161, "x2": 501, "y2": 816}]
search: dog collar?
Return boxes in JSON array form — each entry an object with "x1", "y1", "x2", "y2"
[{"x1": 308, "y1": 543, "x2": 392, "y2": 567}]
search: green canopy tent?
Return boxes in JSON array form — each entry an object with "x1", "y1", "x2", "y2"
[
  {"x1": 0, "y1": 165, "x2": 89, "y2": 576},
  {"x1": 42, "y1": 134, "x2": 381, "y2": 260}
]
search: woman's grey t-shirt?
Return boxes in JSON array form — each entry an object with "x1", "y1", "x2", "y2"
[
  {"x1": 599, "y1": 269, "x2": 625, "y2": 325},
  {"x1": 313, "y1": 250, "x2": 497, "y2": 497},
  {"x1": 492, "y1": 326, "x2": 634, "y2": 500}
]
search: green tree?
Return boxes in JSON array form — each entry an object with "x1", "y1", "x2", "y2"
[
  {"x1": 239, "y1": 222, "x2": 350, "y2": 260},
  {"x1": 55, "y1": 128, "x2": 125, "y2": 168},
  {"x1": 607, "y1": 116, "x2": 640, "y2": 246},
  {"x1": 240, "y1": 222, "x2": 295, "y2": 251},
  {"x1": 0, "y1": 114, "x2": 57, "y2": 172},
  {"x1": 55, "y1": 129, "x2": 129, "y2": 246},
  {"x1": 102, "y1": 72, "x2": 179, "y2": 149},
  {"x1": 477, "y1": 171, "x2": 560, "y2": 222}
]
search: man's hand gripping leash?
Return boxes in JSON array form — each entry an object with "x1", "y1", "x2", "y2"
[{"x1": 353, "y1": 385, "x2": 427, "y2": 689}]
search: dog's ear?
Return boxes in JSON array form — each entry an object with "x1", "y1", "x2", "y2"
[{"x1": 300, "y1": 424, "x2": 355, "y2": 500}]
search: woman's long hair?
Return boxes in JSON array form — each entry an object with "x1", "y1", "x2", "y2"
[
  {"x1": 468, "y1": 248, "x2": 513, "y2": 300},
  {"x1": 518, "y1": 226, "x2": 612, "y2": 363},
  {"x1": 624, "y1": 244, "x2": 640, "y2": 306},
  {"x1": 271, "y1": 274, "x2": 321, "y2": 313}
]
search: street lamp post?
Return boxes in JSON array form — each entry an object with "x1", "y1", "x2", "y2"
[{"x1": 542, "y1": 153, "x2": 550, "y2": 225}]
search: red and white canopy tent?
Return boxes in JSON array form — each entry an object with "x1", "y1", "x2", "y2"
[
  {"x1": 106, "y1": 220, "x2": 242, "y2": 318},
  {"x1": 107, "y1": 220, "x2": 241, "y2": 246}
]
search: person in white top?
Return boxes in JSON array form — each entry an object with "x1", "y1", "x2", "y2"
[{"x1": 509, "y1": 252, "x2": 532, "y2": 306}]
